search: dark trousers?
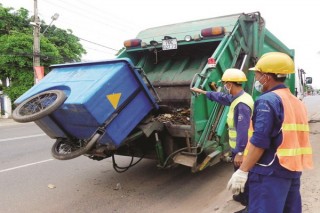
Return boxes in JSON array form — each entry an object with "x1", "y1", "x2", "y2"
[{"x1": 248, "y1": 172, "x2": 301, "y2": 213}]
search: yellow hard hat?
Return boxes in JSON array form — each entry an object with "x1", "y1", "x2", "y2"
[
  {"x1": 249, "y1": 52, "x2": 294, "y2": 74},
  {"x1": 221, "y1": 68, "x2": 247, "y2": 82}
]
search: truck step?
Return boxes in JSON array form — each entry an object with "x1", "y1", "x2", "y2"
[{"x1": 173, "y1": 153, "x2": 197, "y2": 168}]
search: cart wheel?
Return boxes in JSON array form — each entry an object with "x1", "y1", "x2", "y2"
[
  {"x1": 51, "y1": 134, "x2": 100, "y2": 160},
  {"x1": 12, "y1": 90, "x2": 66, "y2": 123},
  {"x1": 51, "y1": 138, "x2": 86, "y2": 160}
]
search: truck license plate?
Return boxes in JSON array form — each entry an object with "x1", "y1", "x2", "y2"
[{"x1": 162, "y1": 38, "x2": 177, "y2": 50}]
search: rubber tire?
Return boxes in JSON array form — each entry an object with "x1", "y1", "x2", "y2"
[
  {"x1": 12, "y1": 90, "x2": 66, "y2": 123},
  {"x1": 51, "y1": 134, "x2": 100, "y2": 160}
]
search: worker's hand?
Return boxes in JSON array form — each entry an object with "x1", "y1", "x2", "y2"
[
  {"x1": 190, "y1": 87, "x2": 206, "y2": 95},
  {"x1": 227, "y1": 169, "x2": 248, "y2": 195},
  {"x1": 233, "y1": 154, "x2": 243, "y2": 167}
]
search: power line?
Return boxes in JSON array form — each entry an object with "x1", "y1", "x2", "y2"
[
  {"x1": 77, "y1": 37, "x2": 118, "y2": 51},
  {"x1": 28, "y1": 0, "x2": 135, "y2": 58},
  {"x1": 82, "y1": 46, "x2": 116, "y2": 54},
  {"x1": 76, "y1": 0, "x2": 142, "y2": 30},
  {"x1": 3, "y1": 0, "x2": 132, "y2": 54},
  {"x1": 39, "y1": 0, "x2": 134, "y2": 51},
  {"x1": 41, "y1": 0, "x2": 134, "y2": 34}
]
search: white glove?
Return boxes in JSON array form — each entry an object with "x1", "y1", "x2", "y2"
[{"x1": 227, "y1": 169, "x2": 248, "y2": 195}]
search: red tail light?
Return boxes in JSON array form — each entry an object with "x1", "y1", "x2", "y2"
[
  {"x1": 124, "y1": 39, "x2": 142, "y2": 48},
  {"x1": 208, "y1": 58, "x2": 216, "y2": 68},
  {"x1": 201, "y1": 27, "x2": 225, "y2": 37}
]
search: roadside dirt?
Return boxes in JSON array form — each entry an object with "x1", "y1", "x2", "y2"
[{"x1": 300, "y1": 122, "x2": 320, "y2": 213}]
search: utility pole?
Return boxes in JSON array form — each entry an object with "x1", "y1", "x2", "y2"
[{"x1": 33, "y1": 0, "x2": 41, "y2": 84}]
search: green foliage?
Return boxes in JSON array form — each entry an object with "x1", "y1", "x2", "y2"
[
  {"x1": 0, "y1": 32, "x2": 60, "y2": 101},
  {"x1": 0, "y1": 4, "x2": 86, "y2": 104},
  {"x1": 0, "y1": 6, "x2": 31, "y2": 35},
  {"x1": 44, "y1": 27, "x2": 86, "y2": 62},
  {"x1": 3, "y1": 72, "x2": 33, "y2": 102}
]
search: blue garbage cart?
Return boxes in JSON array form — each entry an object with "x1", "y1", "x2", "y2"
[{"x1": 13, "y1": 59, "x2": 159, "y2": 159}]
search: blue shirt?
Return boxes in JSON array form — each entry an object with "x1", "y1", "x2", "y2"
[
  {"x1": 250, "y1": 84, "x2": 301, "y2": 178},
  {"x1": 206, "y1": 90, "x2": 251, "y2": 154}
]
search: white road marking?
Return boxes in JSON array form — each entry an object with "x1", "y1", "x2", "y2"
[
  {"x1": 0, "y1": 134, "x2": 47, "y2": 142},
  {"x1": 0, "y1": 159, "x2": 54, "y2": 173}
]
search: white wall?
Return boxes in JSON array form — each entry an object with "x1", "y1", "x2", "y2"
[{"x1": 1, "y1": 95, "x2": 12, "y2": 118}]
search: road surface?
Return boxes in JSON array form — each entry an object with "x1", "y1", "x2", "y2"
[{"x1": 0, "y1": 95, "x2": 320, "y2": 213}]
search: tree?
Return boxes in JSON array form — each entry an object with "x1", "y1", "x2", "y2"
[
  {"x1": 43, "y1": 26, "x2": 85, "y2": 62},
  {"x1": 0, "y1": 4, "x2": 86, "y2": 102},
  {"x1": 0, "y1": 32, "x2": 60, "y2": 101}
]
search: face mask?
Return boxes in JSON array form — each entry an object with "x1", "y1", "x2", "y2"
[
  {"x1": 223, "y1": 84, "x2": 231, "y2": 94},
  {"x1": 254, "y1": 75, "x2": 266, "y2": 92},
  {"x1": 254, "y1": 80, "x2": 263, "y2": 93}
]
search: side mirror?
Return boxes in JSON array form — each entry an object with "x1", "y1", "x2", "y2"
[{"x1": 305, "y1": 77, "x2": 312, "y2": 84}]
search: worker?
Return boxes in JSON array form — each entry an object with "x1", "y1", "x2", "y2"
[
  {"x1": 227, "y1": 52, "x2": 313, "y2": 213},
  {"x1": 191, "y1": 68, "x2": 253, "y2": 209}
]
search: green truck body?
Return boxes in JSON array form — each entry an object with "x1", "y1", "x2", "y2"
[
  {"x1": 13, "y1": 12, "x2": 296, "y2": 172},
  {"x1": 116, "y1": 12, "x2": 295, "y2": 172}
]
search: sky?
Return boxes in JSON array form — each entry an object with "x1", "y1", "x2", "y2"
[{"x1": 1, "y1": 0, "x2": 320, "y2": 88}]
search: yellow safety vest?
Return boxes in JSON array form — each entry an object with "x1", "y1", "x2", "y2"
[{"x1": 226, "y1": 92, "x2": 254, "y2": 149}]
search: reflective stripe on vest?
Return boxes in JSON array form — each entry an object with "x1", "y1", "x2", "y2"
[
  {"x1": 226, "y1": 92, "x2": 253, "y2": 149},
  {"x1": 244, "y1": 88, "x2": 313, "y2": 171},
  {"x1": 277, "y1": 147, "x2": 312, "y2": 156},
  {"x1": 244, "y1": 122, "x2": 253, "y2": 157},
  {"x1": 282, "y1": 123, "x2": 309, "y2": 131}
]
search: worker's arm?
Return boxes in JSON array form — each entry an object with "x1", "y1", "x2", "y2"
[
  {"x1": 240, "y1": 94, "x2": 282, "y2": 171},
  {"x1": 233, "y1": 103, "x2": 252, "y2": 167},
  {"x1": 190, "y1": 87, "x2": 232, "y2": 105},
  {"x1": 227, "y1": 144, "x2": 265, "y2": 194},
  {"x1": 190, "y1": 87, "x2": 206, "y2": 95},
  {"x1": 239, "y1": 143, "x2": 265, "y2": 172},
  {"x1": 228, "y1": 95, "x2": 277, "y2": 195}
]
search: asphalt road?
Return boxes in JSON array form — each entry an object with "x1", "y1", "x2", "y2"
[
  {"x1": 1, "y1": 95, "x2": 319, "y2": 213},
  {"x1": 0, "y1": 121, "x2": 236, "y2": 213}
]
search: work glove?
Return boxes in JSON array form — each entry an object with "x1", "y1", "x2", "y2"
[{"x1": 227, "y1": 169, "x2": 248, "y2": 195}]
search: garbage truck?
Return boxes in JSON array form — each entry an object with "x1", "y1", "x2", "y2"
[{"x1": 13, "y1": 12, "x2": 296, "y2": 173}]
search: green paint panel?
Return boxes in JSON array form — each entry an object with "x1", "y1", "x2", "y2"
[{"x1": 118, "y1": 12, "x2": 296, "y2": 155}]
